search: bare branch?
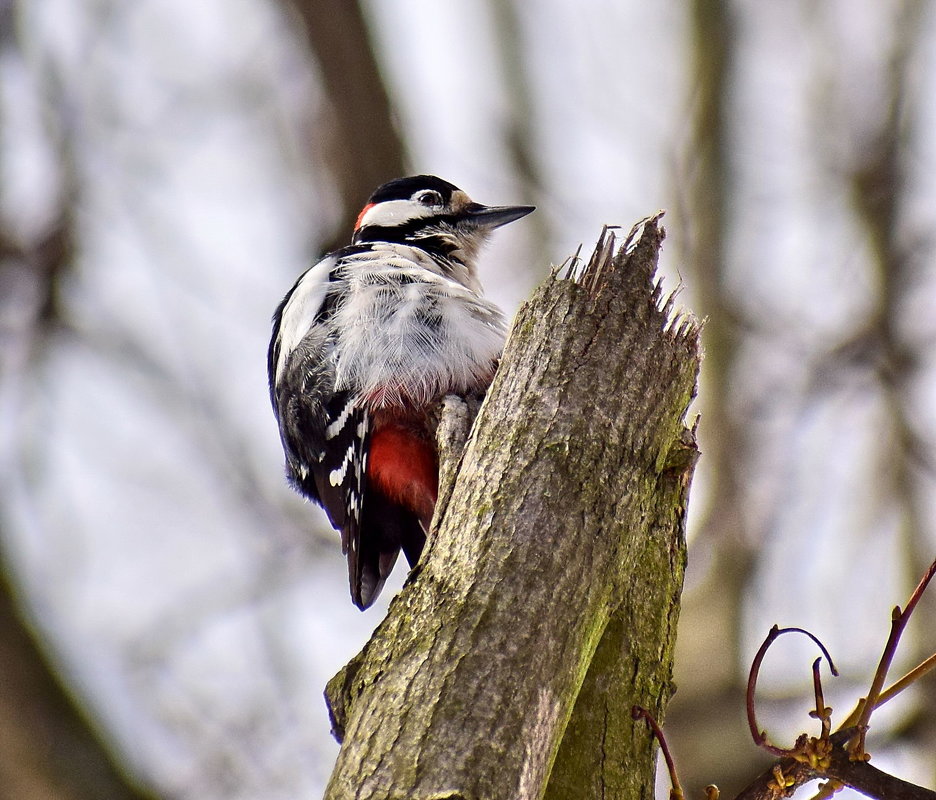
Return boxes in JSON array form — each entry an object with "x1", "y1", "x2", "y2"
[
  {"x1": 843, "y1": 557, "x2": 936, "y2": 758},
  {"x1": 734, "y1": 730, "x2": 936, "y2": 800},
  {"x1": 633, "y1": 706, "x2": 685, "y2": 800},
  {"x1": 746, "y1": 626, "x2": 837, "y2": 757},
  {"x1": 732, "y1": 558, "x2": 936, "y2": 800},
  {"x1": 284, "y1": 0, "x2": 407, "y2": 246}
]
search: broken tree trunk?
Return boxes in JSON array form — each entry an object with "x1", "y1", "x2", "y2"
[{"x1": 324, "y1": 216, "x2": 701, "y2": 800}]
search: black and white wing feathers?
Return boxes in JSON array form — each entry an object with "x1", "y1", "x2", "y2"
[
  {"x1": 268, "y1": 247, "x2": 397, "y2": 609},
  {"x1": 268, "y1": 253, "x2": 342, "y2": 506},
  {"x1": 269, "y1": 253, "x2": 368, "y2": 521}
]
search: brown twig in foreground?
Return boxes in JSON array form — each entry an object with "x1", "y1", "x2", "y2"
[
  {"x1": 809, "y1": 657, "x2": 833, "y2": 744},
  {"x1": 746, "y1": 626, "x2": 838, "y2": 756},
  {"x1": 734, "y1": 728, "x2": 936, "y2": 800},
  {"x1": 876, "y1": 650, "x2": 936, "y2": 708},
  {"x1": 632, "y1": 706, "x2": 685, "y2": 800},
  {"x1": 733, "y1": 557, "x2": 936, "y2": 800},
  {"x1": 845, "y1": 557, "x2": 936, "y2": 759}
]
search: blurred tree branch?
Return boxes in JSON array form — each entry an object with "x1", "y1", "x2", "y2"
[
  {"x1": 669, "y1": 1, "x2": 936, "y2": 795},
  {"x1": 285, "y1": 0, "x2": 407, "y2": 249},
  {"x1": 667, "y1": 0, "x2": 766, "y2": 794},
  {"x1": 844, "y1": 0, "x2": 930, "y2": 575},
  {"x1": 813, "y1": 0, "x2": 936, "y2": 755},
  {"x1": 323, "y1": 219, "x2": 701, "y2": 799},
  {"x1": 487, "y1": 0, "x2": 552, "y2": 274},
  {"x1": 0, "y1": 548, "x2": 159, "y2": 800},
  {"x1": 0, "y1": 14, "x2": 158, "y2": 797}
]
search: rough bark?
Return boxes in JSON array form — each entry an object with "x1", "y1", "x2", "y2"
[{"x1": 324, "y1": 217, "x2": 701, "y2": 800}]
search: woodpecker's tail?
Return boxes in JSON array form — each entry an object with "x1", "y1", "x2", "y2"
[
  {"x1": 348, "y1": 414, "x2": 437, "y2": 609},
  {"x1": 349, "y1": 492, "x2": 426, "y2": 610}
]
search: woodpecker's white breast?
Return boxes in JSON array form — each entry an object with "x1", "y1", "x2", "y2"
[{"x1": 332, "y1": 244, "x2": 506, "y2": 408}]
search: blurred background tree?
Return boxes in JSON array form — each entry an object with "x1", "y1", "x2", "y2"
[{"x1": 0, "y1": 1, "x2": 934, "y2": 798}]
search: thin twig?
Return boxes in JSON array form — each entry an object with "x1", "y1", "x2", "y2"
[
  {"x1": 838, "y1": 649, "x2": 936, "y2": 734},
  {"x1": 632, "y1": 706, "x2": 684, "y2": 800},
  {"x1": 878, "y1": 651, "x2": 936, "y2": 707},
  {"x1": 746, "y1": 626, "x2": 838, "y2": 756},
  {"x1": 847, "y1": 557, "x2": 936, "y2": 759},
  {"x1": 809, "y1": 657, "x2": 833, "y2": 743},
  {"x1": 806, "y1": 779, "x2": 842, "y2": 800}
]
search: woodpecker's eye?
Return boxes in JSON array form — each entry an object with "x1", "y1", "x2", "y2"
[{"x1": 415, "y1": 190, "x2": 443, "y2": 207}]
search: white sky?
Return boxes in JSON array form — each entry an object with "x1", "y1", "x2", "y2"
[{"x1": 1, "y1": 0, "x2": 935, "y2": 797}]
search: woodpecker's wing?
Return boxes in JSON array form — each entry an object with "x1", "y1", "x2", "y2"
[
  {"x1": 268, "y1": 247, "x2": 399, "y2": 609},
  {"x1": 268, "y1": 254, "x2": 365, "y2": 513},
  {"x1": 269, "y1": 254, "x2": 341, "y2": 503}
]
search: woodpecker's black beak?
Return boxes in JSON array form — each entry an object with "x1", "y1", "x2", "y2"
[{"x1": 464, "y1": 203, "x2": 535, "y2": 229}]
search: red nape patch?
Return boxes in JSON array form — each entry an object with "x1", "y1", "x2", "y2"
[
  {"x1": 354, "y1": 202, "x2": 375, "y2": 231},
  {"x1": 368, "y1": 425, "x2": 438, "y2": 528}
]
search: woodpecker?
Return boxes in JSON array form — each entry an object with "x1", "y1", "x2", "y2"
[{"x1": 268, "y1": 175, "x2": 534, "y2": 609}]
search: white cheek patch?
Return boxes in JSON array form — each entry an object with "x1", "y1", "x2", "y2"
[{"x1": 356, "y1": 199, "x2": 435, "y2": 230}]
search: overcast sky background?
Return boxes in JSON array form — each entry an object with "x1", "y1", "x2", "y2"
[{"x1": 2, "y1": 1, "x2": 935, "y2": 798}]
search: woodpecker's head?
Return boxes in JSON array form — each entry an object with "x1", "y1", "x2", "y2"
[{"x1": 351, "y1": 175, "x2": 534, "y2": 268}]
